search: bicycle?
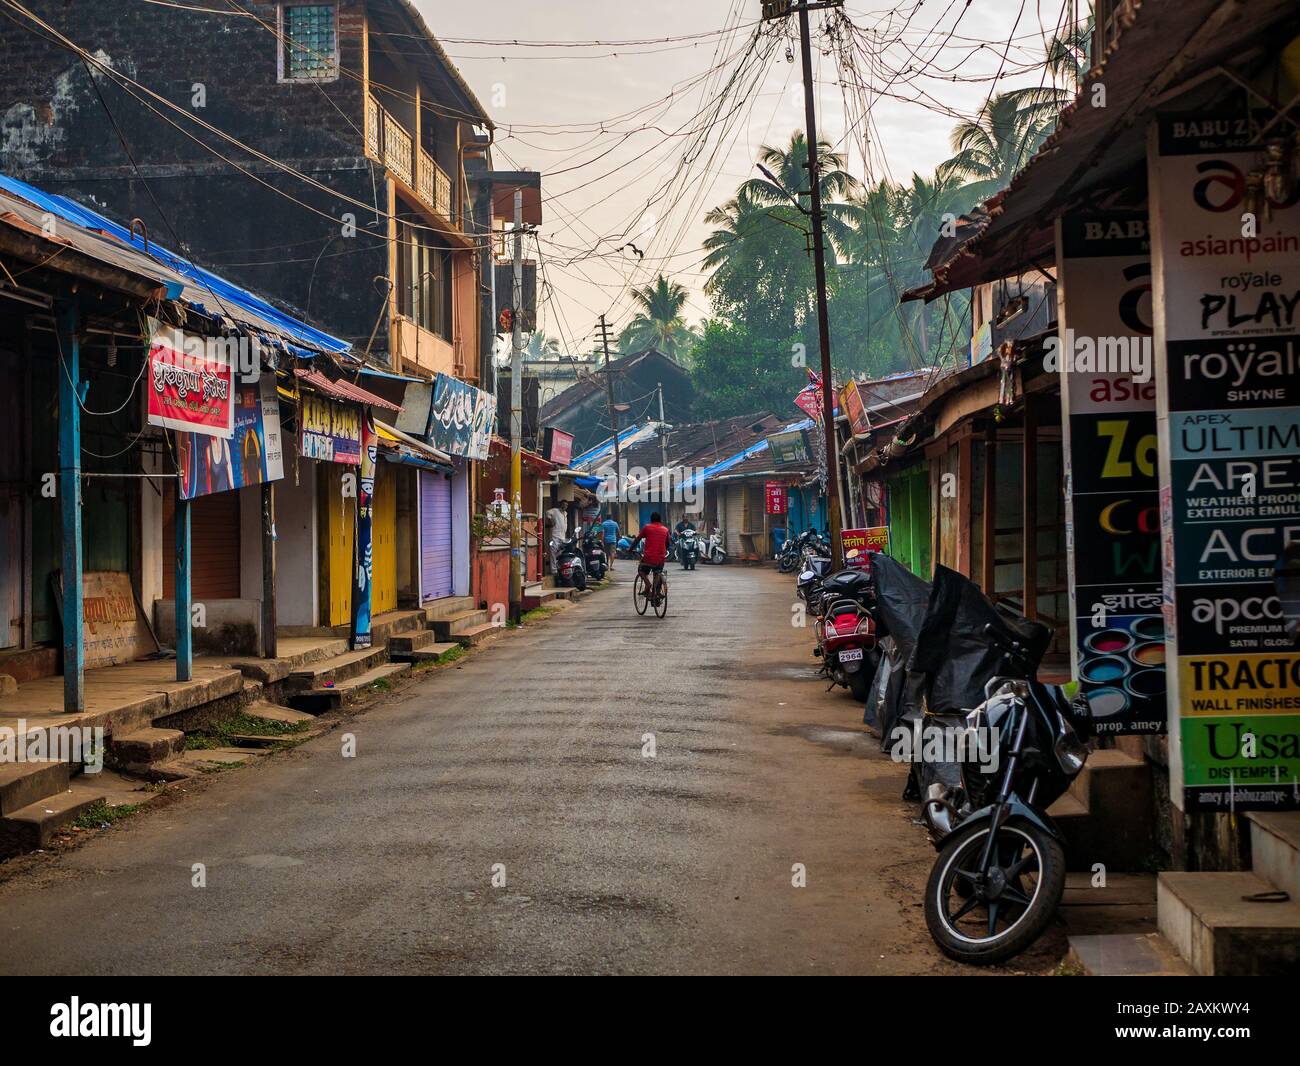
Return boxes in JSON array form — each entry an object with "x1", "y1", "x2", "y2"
[{"x1": 633, "y1": 567, "x2": 668, "y2": 618}]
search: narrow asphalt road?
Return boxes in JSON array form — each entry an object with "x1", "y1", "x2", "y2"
[{"x1": 0, "y1": 563, "x2": 1013, "y2": 975}]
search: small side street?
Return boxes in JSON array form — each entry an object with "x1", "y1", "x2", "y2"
[{"x1": 1, "y1": 565, "x2": 991, "y2": 976}]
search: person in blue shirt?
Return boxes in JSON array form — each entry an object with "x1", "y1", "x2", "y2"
[{"x1": 600, "y1": 513, "x2": 620, "y2": 570}]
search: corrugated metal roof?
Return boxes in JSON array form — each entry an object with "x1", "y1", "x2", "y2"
[{"x1": 294, "y1": 368, "x2": 401, "y2": 411}]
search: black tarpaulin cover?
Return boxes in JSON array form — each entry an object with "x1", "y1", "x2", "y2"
[{"x1": 910, "y1": 565, "x2": 1053, "y2": 714}]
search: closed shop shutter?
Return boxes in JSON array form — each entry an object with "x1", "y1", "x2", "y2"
[
  {"x1": 163, "y1": 486, "x2": 241, "y2": 600},
  {"x1": 419, "y1": 470, "x2": 452, "y2": 601},
  {"x1": 372, "y1": 464, "x2": 397, "y2": 615},
  {"x1": 724, "y1": 483, "x2": 745, "y2": 558}
]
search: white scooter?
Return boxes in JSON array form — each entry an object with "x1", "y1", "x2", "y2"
[{"x1": 703, "y1": 527, "x2": 727, "y2": 565}]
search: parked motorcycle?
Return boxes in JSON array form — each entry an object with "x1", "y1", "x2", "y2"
[
  {"x1": 554, "y1": 536, "x2": 588, "y2": 591},
  {"x1": 812, "y1": 568, "x2": 878, "y2": 701},
  {"x1": 581, "y1": 527, "x2": 607, "y2": 582},
  {"x1": 678, "y1": 526, "x2": 700, "y2": 570},
  {"x1": 908, "y1": 566, "x2": 1092, "y2": 965},
  {"x1": 615, "y1": 534, "x2": 641, "y2": 560},
  {"x1": 702, "y1": 527, "x2": 727, "y2": 565},
  {"x1": 776, "y1": 535, "x2": 801, "y2": 573}
]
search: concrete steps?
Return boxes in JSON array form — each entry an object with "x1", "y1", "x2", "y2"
[
  {"x1": 0, "y1": 760, "x2": 69, "y2": 816},
  {"x1": 422, "y1": 596, "x2": 476, "y2": 622},
  {"x1": 523, "y1": 583, "x2": 571, "y2": 609},
  {"x1": 107, "y1": 727, "x2": 186, "y2": 778},
  {"x1": 1047, "y1": 748, "x2": 1156, "y2": 871},
  {"x1": 1158, "y1": 870, "x2": 1300, "y2": 975},
  {"x1": 0, "y1": 784, "x2": 105, "y2": 852},
  {"x1": 450, "y1": 622, "x2": 500, "y2": 646},
  {"x1": 389, "y1": 642, "x2": 461, "y2": 665},
  {"x1": 430, "y1": 609, "x2": 491, "y2": 641},
  {"x1": 389, "y1": 628, "x2": 436, "y2": 654},
  {"x1": 289, "y1": 662, "x2": 411, "y2": 713},
  {"x1": 285, "y1": 646, "x2": 388, "y2": 691},
  {"x1": 1247, "y1": 811, "x2": 1300, "y2": 902}
]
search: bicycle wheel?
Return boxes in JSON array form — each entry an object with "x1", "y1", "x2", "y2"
[
  {"x1": 653, "y1": 576, "x2": 668, "y2": 618},
  {"x1": 633, "y1": 574, "x2": 649, "y2": 615}
]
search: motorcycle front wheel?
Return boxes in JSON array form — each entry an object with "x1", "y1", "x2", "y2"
[{"x1": 924, "y1": 818, "x2": 1065, "y2": 966}]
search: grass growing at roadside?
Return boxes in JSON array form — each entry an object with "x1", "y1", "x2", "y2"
[
  {"x1": 185, "y1": 711, "x2": 310, "y2": 750},
  {"x1": 521, "y1": 606, "x2": 560, "y2": 624},
  {"x1": 70, "y1": 800, "x2": 142, "y2": 830}
]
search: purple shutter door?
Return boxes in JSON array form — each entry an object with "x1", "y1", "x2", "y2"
[{"x1": 420, "y1": 470, "x2": 453, "y2": 601}]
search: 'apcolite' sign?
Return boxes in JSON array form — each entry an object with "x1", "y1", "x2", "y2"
[{"x1": 1148, "y1": 112, "x2": 1300, "y2": 812}]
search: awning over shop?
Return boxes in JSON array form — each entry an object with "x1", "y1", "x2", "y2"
[
  {"x1": 0, "y1": 173, "x2": 352, "y2": 359},
  {"x1": 294, "y1": 368, "x2": 402, "y2": 412},
  {"x1": 375, "y1": 418, "x2": 454, "y2": 472}
]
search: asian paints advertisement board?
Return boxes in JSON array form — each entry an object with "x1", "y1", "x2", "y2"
[
  {"x1": 1149, "y1": 113, "x2": 1300, "y2": 811},
  {"x1": 1054, "y1": 211, "x2": 1167, "y2": 735}
]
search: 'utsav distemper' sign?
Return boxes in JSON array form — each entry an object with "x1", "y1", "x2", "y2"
[
  {"x1": 1148, "y1": 113, "x2": 1300, "y2": 811},
  {"x1": 1055, "y1": 211, "x2": 1167, "y2": 735}
]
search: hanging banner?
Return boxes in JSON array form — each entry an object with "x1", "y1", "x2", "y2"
[
  {"x1": 300, "y1": 394, "x2": 361, "y2": 465},
  {"x1": 764, "y1": 480, "x2": 787, "y2": 516},
  {"x1": 146, "y1": 325, "x2": 234, "y2": 439},
  {"x1": 176, "y1": 377, "x2": 284, "y2": 500},
  {"x1": 1148, "y1": 112, "x2": 1300, "y2": 811},
  {"x1": 842, "y1": 526, "x2": 889, "y2": 568},
  {"x1": 350, "y1": 413, "x2": 378, "y2": 650},
  {"x1": 1055, "y1": 210, "x2": 1166, "y2": 735},
  {"x1": 426, "y1": 373, "x2": 496, "y2": 460},
  {"x1": 768, "y1": 428, "x2": 811, "y2": 467}
]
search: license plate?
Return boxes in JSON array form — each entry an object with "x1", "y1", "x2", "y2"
[{"x1": 839, "y1": 648, "x2": 864, "y2": 662}]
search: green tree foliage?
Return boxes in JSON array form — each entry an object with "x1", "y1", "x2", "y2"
[{"x1": 617, "y1": 275, "x2": 698, "y2": 362}]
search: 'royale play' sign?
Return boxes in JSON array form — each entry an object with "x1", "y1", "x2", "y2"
[
  {"x1": 1056, "y1": 211, "x2": 1167, "y2": 736},
  {"x1": 1149, "y1": 113, "x2": 1300, "y2": 811}
]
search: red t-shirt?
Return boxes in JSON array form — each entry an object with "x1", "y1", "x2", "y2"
[{"x1": 638, "y1": 522, "x2": 670, "y2": 565}]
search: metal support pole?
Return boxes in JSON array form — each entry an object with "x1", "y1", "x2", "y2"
[
  {"x1": 657, "y1": 381, "x2": 669, "y2": 505},
  {"x1": 57, "y1": 302, "x2": 84, "y2": 713},
  {"x1": 600, "y1": 315, "x2": 621, "y2": 521},
  {"x1": 261, "y1": 480, "x2": 277, "y2": 659},
  {"x1": 509, "y1": 188, "x2": 524, "y2": 623},
  {"x1": 797, "y1": 2, "x2": 843, "y2": 567},
  {"x1": 174, "y1": 481, "x2": 192, "y2": 682}
]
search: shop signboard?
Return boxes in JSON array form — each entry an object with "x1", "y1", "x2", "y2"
[
  {"x1": 544, "y1": 427, "x2": 574, "y2": 466},
  {"x1": 764, "y1": 480, "x2": 787, "y2": 516},
  {"x1": 300, "y1": 394, "x2": 361, "y2": 465},
  {"x1": 146, "y1": 324, "x2": 234, "y2": 439},
  {"x1": 426, "y1": 373, "x2": 496, "y2": 460},
  {"x1": 841, "y1": 526, "x2": 888, "y2": 569},
  {"x1": 768, "y1": 428, "x2": 810, "y2": 467},
  {"x1": 1055, "y1": 210, "x2": 1166, "y2": 735},
  {"x1": 1148, "y1": 112, "x2": 1300, "y2": 810},
  {"x1": 176, "y1": 376, "x2": 284, "y2": 500},
  {"x1": 841, "y1": 379, "x2": 870, "y2": 435}
]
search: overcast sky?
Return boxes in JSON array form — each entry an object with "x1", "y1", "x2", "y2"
[{"x1": 418, "y1": 1, "x2": 1083, "y2": 352}]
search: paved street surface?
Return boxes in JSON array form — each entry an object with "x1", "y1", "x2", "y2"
[{"x1": 0, "y1": 565, "x2": 1004, "y2": 975}]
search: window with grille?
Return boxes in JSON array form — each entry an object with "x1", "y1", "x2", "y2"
[
  {"x1": 397, "y1": 220, "x2": 454, "y2": 342},
  {"x1": 280, "y1": 4, "x2": 338, "y2": 81}
]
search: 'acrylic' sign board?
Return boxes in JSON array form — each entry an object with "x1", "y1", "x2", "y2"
[
  {"x1": 1148, "y1": 112, "x2": 1300, "y2": 811},
  {"x1": 1055, "y1": 210, "x2": 1167, "y2": 736}
]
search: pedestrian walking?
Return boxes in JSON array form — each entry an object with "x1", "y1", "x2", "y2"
[{"x1": 600, "y1": 512, "x2": 620, "y2": 570}]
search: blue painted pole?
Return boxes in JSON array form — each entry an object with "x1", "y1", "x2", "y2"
[
  {"x1": 58, "y1": 302, "x2": 84, "y2": 713},
  {"x1": 174, "y1": 480, "x2": 192, "y2": 682}
]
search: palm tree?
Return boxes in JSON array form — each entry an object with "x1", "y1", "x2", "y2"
[
  {"x1": 939, "y1": 87, "x2": 1071, "y2": 203},
  {"x1": 738, "y1": 131, "x2": 862, "y2": 256},
  {"x1": 618, "y1": 274, "x2": 695, "y2": 361},
  {"x1": 524, "y1": 332, "x2": 562, "y2": 359}
]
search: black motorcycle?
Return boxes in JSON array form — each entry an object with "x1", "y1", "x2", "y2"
[
  {"x1": 581, "y1": 527, "x2": 608, "y2": 582},
  {"x1": 554, "y1": 535, "x2": 588, "y2": 591},
  {"x1": 915, "y1": 571, "x2": 1093, "y2": 965}
]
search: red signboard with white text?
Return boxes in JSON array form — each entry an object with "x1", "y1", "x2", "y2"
[
  {"x1": 146, "y1": 325, "x2": 234, "y2": 439},
  {"x1": 764, "y1": 480, "x2": 787, "y2": 516}
]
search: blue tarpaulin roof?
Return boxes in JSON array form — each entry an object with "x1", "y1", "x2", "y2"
[
  {"x1": 0, "y1": 173, "x2": 351, "y2": 358},
  {"x1": 570, "y1": 422, "x2": 657, "y2": 469},
  {"x1": 678, "y1": 417, "x2": 815, "y2": 490}
]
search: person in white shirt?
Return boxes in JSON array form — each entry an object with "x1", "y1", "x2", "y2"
[{"x1": 545, "y1": 505, "x2": 568, "y2": 573}]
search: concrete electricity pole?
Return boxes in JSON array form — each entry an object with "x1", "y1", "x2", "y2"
[
  {"x1": 598, "y1": 315, "x2": 621, "y2": 513},
  {"x1": 761, "y1": 0, "x2": 844, "y2": 566},
  {"x1": 509, "y1": 188, "x2": 524, "y2": 623}
]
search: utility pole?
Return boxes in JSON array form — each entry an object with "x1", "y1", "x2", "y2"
[
  {"x1": 762, "y1": 0, "x2": 844, "y2": 566},
  {"x1": 509, "y1": 188, "x2": 524, "y2": 623},
  {"x1": 657, "y1": 381, "x2": 669, "y2": 506},
  {"x1": 598, "y1": 314, "x2": 621, "y2": 519}
]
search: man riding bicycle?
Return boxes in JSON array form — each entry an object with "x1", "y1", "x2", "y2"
[{"x1": 631, "y1": 512, "x2": 670, "y2": 601}]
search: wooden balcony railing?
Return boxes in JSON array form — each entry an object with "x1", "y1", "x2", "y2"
[{"x1": 367, "y1": 93, "x2": 455, "y2": 222}]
